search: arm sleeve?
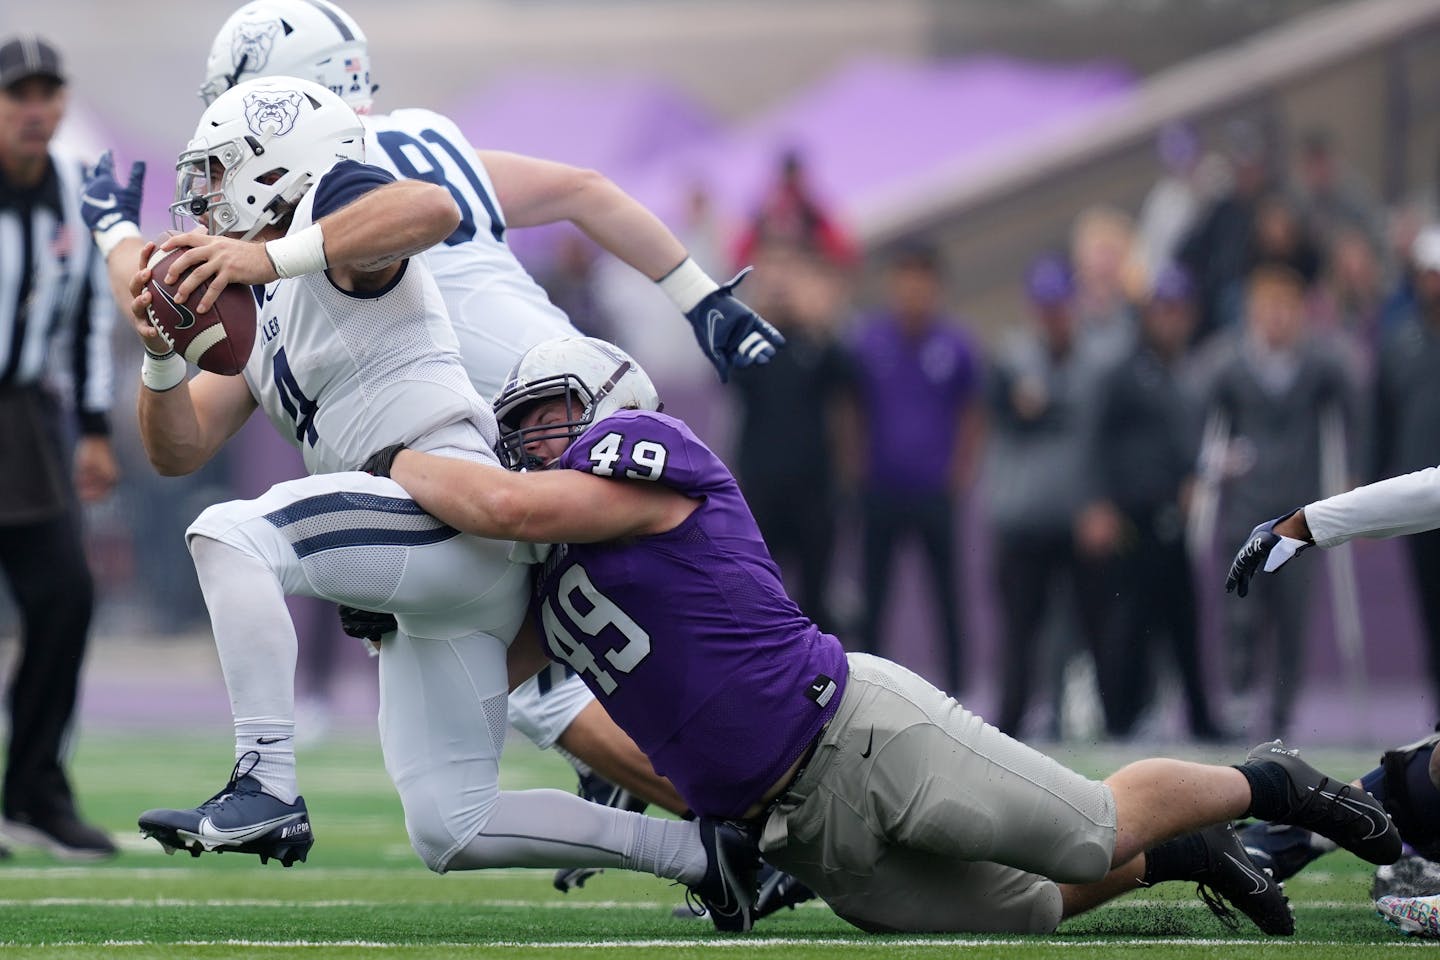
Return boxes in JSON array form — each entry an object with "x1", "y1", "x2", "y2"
[
  {"x1": 310, "y1": 160, "x2": 397, "y2": 220},
  {"x1": 72, "y1": 243, "x2": 114, "y2": 435},
  {"x1": 1305, "y1": 466, "x2": 1440, "y2": 547}
]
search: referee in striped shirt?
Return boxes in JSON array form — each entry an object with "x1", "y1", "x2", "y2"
[{"x1": 0, "y1": 34, "x2": 118, "y2": 859}]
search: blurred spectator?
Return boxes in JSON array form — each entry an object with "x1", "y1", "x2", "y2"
[
  {"x1": 1179, "y1": 119, "x2": 1277, "y2": 339},
  {"x1": 1294, "y1": 128, "x2": 1384, "y2": 258},
  {"x1": 1313, "y1": 225, "x2": 1386, "y2": 387},
  {"x1": 850, "y1": 243, "x2": 982, "y2": 693},
  {"x1": 537, "y1": 231, "x2": 611, "y2": 341},
  {"x1": 1070, "y1": 204, "x2": 1144, "y2": 364},
  {"x1": 1137, "y1": 120, "x2": 1209, "y2": 273},
  {"x1": 733, "y1": 149, "x2": 857, "y2": 270},
  {"x1": 1373, "y1": 226, "x2": 1440, "y2": 706},
  {"x1": 677, "y1": 181, "x2": 729, "y2": 278},
  {"x1": 1209, "y1": 262, "x2": 1356, "y2": 739},
  {"x1": 984, "y1": 255, "x2": 1116, "y2": 737},
  {"x1": 1079, "y1": 265, "x2": 1224, "y2": 741},
  {"x1": 730, "y1": 244, "x2": 854, "y2": 633},
  {"x1": 1247, "y1": 191, "x2": 1322, "y2": 288}
]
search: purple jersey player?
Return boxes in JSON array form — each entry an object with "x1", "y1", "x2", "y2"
[{"x1": 374, "y1": 336, "x2": 1400, "y2": 937}]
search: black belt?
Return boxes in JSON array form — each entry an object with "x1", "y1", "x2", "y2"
[{"x1": 752, "y1": 725, "x2": 826, "y2": 823}]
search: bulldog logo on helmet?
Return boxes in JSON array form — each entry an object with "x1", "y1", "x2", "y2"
[
  {"x1": 231, "y1": 20, "x2": 281, "y2": 74},
  {"x1": 243, "y1": 90, "x2": 305, "y2": 137}
]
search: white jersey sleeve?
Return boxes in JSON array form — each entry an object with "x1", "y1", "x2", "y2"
[
  {"x1": 1305, "y1": 466, "x2": 1440, "y2": 548},
  {"x1": 242, "y1": 159, "x2": 497, "y2": 475},
  {"x1": 362, "y1": 110, "x2": 577, "y2": 400}
]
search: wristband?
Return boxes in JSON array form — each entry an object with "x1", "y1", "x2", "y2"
[
  {"x1": 141, "y1": 349, "x2": 186, "y2": 392},
  {"x1": 264, "y1": 223, "x2": 328, "y2": 279},
  {"x1": 94, "y1": 220, "x2": 142, "y2": 260},
  {"x1": 657, "y1": 256, "x2": 719, "y2": 313}
]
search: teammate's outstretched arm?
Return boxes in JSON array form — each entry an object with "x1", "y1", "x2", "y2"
[
  {"x1": 1226, "y1": 465, "x2": 1440, "y2": 596},
  {"x1": 482, "y1": 150, "x2": 783, "y2": 382}
]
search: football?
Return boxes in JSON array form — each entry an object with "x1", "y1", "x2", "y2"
[{"x1": 145, "y1": 246, "x2": 257, "y2": 376}]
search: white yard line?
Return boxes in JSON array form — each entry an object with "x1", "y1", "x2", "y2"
[{"x1": 0, "y1": 937, "x2": 1422, "y2": 949}]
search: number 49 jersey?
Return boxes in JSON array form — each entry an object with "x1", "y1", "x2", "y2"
[
  {"x1": 362, "y1": 109, "x2": 576, "y2": 399},
  {"x1": 537, "y1": 409, "x2": 849, "y2": 819}
]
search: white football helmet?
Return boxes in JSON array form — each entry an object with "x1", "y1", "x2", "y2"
[
  {"x1": 493, "y1": 337, "x2": 663, "y2": 470},
  {"x1": 171, "y1": 76, "x2": 365, "y2": 239},
  {"x1": 199, "y1": 0, "x2": 375, "y2": 112}
]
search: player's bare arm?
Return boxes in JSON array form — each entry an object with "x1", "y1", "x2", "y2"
[
  {"x1": 137, "y1": 368, "x2": 256, "y2": 477},
  {"x1": 480, "y1": 150, "x2": 685, "y2": 280},
  {"x1": 313, "y1": 178, "x2": 459, "y2": 288},
  {"x1": 130, "y1": 241, "x2": 257, "y2": 475},
  {"x1": 1272, "y1": 508, "x2": 1312, "y2": 542},
  {"x1": 388, "y1": 449, "x2": 697, "y2": 543},
  {"x1": 481, "y1": 151, "x2": 782, "y2": 382},
  {"x1": 159, "y1": 179, "x2": 460, "y2": 308}
]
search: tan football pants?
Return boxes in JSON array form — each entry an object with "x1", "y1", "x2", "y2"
[{"x1": 759, "y1": 653, "x2": 1118, "y2": 933}]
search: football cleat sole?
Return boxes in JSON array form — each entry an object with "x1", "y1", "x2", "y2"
[{"x1": 139, "y1": 822, "x2": 313, "y2": 868}]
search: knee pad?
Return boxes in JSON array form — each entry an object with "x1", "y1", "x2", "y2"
[
  {"x1": 1371, "y1": 731, "x2": 1440, "y2": 860},
  {"x1": 397, "y1": 778, "x2": 501, "y2": 874}
]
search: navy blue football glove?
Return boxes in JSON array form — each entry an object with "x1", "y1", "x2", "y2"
[
  {"x1": 82, "y1": 150, "x2": 145, "y2": 253},
  {"x1": 685, "y1": 267, "x2": 785, "y2": 383},
  {"x1": 360, "y1": 443, "x2": 406, "y2": 479},
  {"x1": 337, "y1": 604, "x2": 397, "y2": 645},
  {"x1": 1225, "y1": 512, "x2": 1311, "y2": 598}
]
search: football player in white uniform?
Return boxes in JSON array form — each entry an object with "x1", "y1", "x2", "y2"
[
  {"x1": 114, "y1": 78, "x2": 757, "y2": 923},
  {"x1": 80, "y1": 0, "x2": 777, "y2": 841}
]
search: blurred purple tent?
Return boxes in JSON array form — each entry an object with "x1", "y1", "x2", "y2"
[{"x1": 438, "y1": 56, "x2": 1135, "y2": 259}]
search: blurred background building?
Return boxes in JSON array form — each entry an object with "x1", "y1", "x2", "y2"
[{"x1": 3, "y1": 0, "x2": 1440, "y2": 745}]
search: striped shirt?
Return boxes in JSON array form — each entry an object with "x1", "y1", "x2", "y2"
[{"x1": 0, "y1": 145, "x2": 112, "y2": 433}]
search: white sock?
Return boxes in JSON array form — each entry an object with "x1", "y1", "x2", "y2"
[
  {"x1": 234, "y1": 719, "x2": 298, "y2": 804},
  {"x1": 190, "y1": 536, "x2": 301, "y2": 804},
  {"x1": 626, "y1": 812, "x2": 705, "y2": 885},
  {"x1": 447, "y1": 789, "x2": 705, "y2": 883}
]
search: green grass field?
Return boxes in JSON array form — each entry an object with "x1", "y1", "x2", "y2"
[{"x1": 0, "y1": 734, "x2": 1418, "y2": 959}]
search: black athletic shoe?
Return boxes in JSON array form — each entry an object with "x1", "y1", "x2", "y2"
[
  {"x1": 137, "y1": 752, "x2": 312, "y2": 867},
  {"x1": 1191, "y1": 822, "x2": 1294, "y2": 936},
  {"x1": 1244, "y1": 740, "x2": 1402, "y2": 866},
  {"x1": 753, "y1": 862, "x2": 818, "y2": 921},
  {"x1": 552, "y1": 770, "x2": 650, "y2": 893},
  {"x1": 3, "y1": 811, "x2": 117, "y2": 861},
  {"x1": 686, "y1": 819, "x2": 760, "y2": 932},
  {"x1": 1238, "y1": 821, "x2": 1336, "y2": 882}
]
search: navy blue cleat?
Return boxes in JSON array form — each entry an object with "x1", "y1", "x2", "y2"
[
  {"x1": 1243, "y1": 740, "x2": 1402, "y2": 866},
  {"x1": 1238, "y1": 821, "x2": 1336, "y2": 882},
  {"x1": 753, "y1": 862, "x2": 818, "y2": 921},
  {"x1": 137, "y1": 752, "x2": 313, "y2": 867},
  {"x1": 686, "y1": 818, "x2": 761, "y2": 932}
]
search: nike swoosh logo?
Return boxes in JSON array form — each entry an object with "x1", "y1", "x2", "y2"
[
  {"x1": 859, "y1": 726, "x2": 875, "y2": 759},
  {"x1": 153, "y1": 280, "x2": 196, "y2": 330},
  {"x1": 263, "y1": 286, "x2": 278, "y2": 302},
  {"x1": 706, "y1": 308, "x2": 723, "y2": 350},
  {"x1": 193, "y1": 812, "x2": 302, "y2": 843},
  {"x1": 256, "y1": 736, "x2": 291, "y2": 745},
  {"x1": 1222, "y1": 851, "x2": 1270, "y2": 895},
  {"x1": 82, "y1": 194, "x2": 117, "y2": 209},
  {"x1": 1311, "y1": 787, "x2": 1388, "y2": 838}
]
